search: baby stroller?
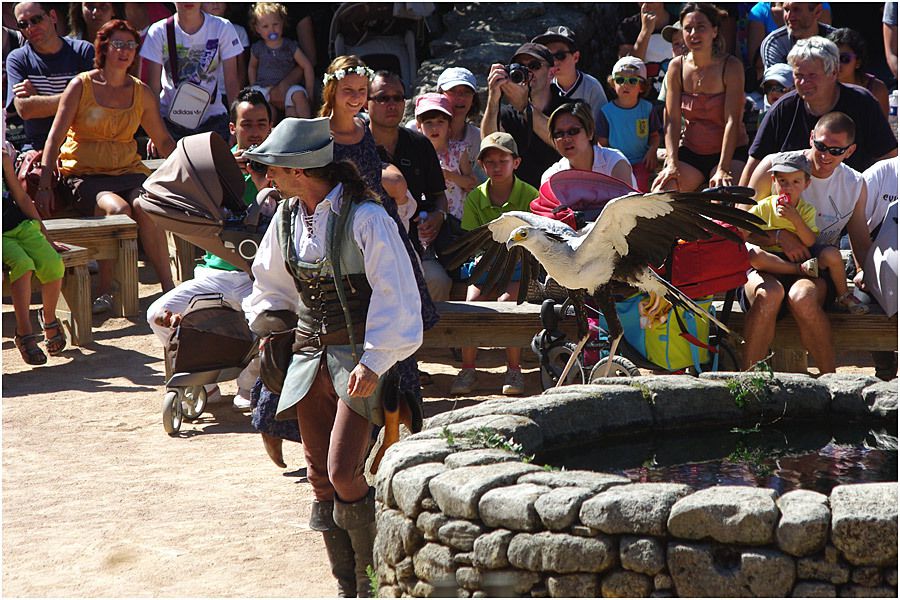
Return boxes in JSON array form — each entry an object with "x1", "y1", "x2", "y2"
[
  {"x1": 136, "y1": 133, "x2": 272, "y2": 433},
  {"x1": 528, "y1": 171, "x2": 752, "y2": 389},
  {"x1": 329, "y1": 2, "x2": 431, "y2": 91}
]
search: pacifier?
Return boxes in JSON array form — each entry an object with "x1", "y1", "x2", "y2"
[{"x1": 267, "y1": 32, "x2": 279, "y2": 41}]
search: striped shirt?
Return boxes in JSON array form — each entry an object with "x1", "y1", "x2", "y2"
[{"x1": 6, "y1": 37, "x2": 94, "y2": 150}]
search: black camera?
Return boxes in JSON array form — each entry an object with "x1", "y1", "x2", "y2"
[
  {"x1": 246, "y1": 144, "x2": 268, "y2": 175},
  {"x1": 505, "y1": 63, "x2": 530, "y2": 85}
]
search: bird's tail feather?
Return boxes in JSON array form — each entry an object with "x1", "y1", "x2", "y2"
[{"x1": 647, "y1": 269, "x2": 741, "y2": 341}]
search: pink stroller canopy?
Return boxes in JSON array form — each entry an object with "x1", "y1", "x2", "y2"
[{"x1": 530, "y1": 170, "x2": 638, "y2": 229}]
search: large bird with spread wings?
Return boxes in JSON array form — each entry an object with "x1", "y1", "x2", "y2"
[{"x1": 443, "y1": 188, "x2": 764, "y2": 380}]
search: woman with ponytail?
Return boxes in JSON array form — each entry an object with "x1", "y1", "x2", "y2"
[{"x1": 244, "y1": 117, "x2": 422, "y2": 597}]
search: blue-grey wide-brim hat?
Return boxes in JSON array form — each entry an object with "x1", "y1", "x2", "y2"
[{"x1": 243, "y1": 117, "x2": 334, "y2": 169}]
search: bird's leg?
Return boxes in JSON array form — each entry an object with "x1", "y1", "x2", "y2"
[
  {"x1": 595, "y1": 287, "x2": 625, "y2": 378},
  {"x1": 555, "y1": 290, "x2": 589, "y2": 388}
]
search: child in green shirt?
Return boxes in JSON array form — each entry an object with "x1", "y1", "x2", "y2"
[{"x1": 451, "y1": 132, "x2": 539, "y2": 397}]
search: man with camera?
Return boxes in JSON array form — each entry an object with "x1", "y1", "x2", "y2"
[
  {"x1": 147, "y1": 87, "x2": 273, "y2": 411},
  {"x1": 481, "y1": 43, "x2": 565, "y2": 188}
]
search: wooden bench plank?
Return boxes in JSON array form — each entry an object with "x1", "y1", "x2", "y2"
[
  {"x1": 427, "y1": 300, "x2": 897, "y2": 373},
  {"x1": 44, "y1": 215, "x2": 139, "y2": 317}
]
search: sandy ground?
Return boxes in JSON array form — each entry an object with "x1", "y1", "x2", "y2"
[{"x1": 2, "y1": 264, "x2": 875, "y2": 597}]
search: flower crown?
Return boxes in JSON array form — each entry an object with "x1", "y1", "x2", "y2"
[{"x1": 323, "y1": 66, "x2": 375, "y2": 85}]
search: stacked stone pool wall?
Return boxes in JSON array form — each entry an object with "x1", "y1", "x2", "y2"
[{"x1": 372, "y1": 374, "x2": 897, "y2": 597}]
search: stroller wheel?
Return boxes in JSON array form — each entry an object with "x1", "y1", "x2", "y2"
[
  {"x1": 162, "y1": 390, "x2": 183, "y2": 435},
  {"x1": 181, "y1": 386, "x2": 207, "y2": 421},
  {"x1": 539, "y1": 343, "x2": 586, "y2": 390},
  {"x1": 589, "y1": 356, "x2": 641, "y2": 381}
]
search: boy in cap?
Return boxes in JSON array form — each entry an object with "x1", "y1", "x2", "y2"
[
  {"x1": 761, "y1": 63, "x2": 794, "y2": 110},
  {"x1": 532, "y1": 25, "x2": 608, "y2": 125},
  {"x1": 452, "y1": 132, "x2": 539, "y2": 396},
  {"x1": 597, "y1": 56, "x2": 663, "y2": 192},
  {"x1": 747, "y1": 153, "x2": 869, "y2": 315},
  {"x1": 482, "y1": 42, "x2": 564, "y2": 189}
]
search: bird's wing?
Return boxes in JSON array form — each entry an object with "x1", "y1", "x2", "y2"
[
  {"x1": 439, "y1": 211, "x2": 575, "y2": 304},
  {"x1": 580, "y1": 191, "x2": 764, "y2": 269}
]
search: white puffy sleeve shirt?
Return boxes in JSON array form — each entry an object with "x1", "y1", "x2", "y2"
[{"x1": 244, "y1": 184, "x2": 422, "y2": 376}]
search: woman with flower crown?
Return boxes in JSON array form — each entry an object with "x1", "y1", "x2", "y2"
[{"x1": 249, "y1": 57, "x2": 439, "y2": 484}]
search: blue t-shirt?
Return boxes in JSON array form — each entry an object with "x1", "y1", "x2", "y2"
[
  {"x1": 595, "y1": 99, "x2": 663, "y2": 164},
  {"x1": 749, "y1": 2, "x2": 832, "y2": 35},
  {"x1": 5, "y1": 37, "x2": 95, "y2": 150}
]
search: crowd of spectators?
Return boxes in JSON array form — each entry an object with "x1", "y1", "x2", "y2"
[{"x1": 3, "y1": 1, "x2": 898, "y2": 387}]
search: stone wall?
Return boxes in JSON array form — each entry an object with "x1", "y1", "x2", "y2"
[{"x1": 372, "y1": 374, "x2": 898, "y2": 597}]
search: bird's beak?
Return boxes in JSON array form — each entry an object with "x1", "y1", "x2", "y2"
[{"x1": 507, "y1": 228, "x2": 527, "y2": 249}]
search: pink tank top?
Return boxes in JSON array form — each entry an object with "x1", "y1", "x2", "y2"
[{"x1": 680, "y1": 59, "x2": 748, "y2": 156}]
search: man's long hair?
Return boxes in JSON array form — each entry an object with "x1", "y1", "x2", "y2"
[{"x1": 304, "y1": 160, "x2": 379, "y2": 205}]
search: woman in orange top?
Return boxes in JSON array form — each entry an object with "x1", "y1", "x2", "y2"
[{"x1": 38, "y1": 19, "x2": 177, "y2": 309}]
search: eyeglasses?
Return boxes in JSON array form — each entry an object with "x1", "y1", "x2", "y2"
[
  {"x1": 613, "y1": 76, "x2": 643, "y2": 86},
  {"x1": 763, "y1": 83, "x2": 789, "y2": 94},
  {"x1": 109, "y1": 39, "x2": 138, "y2": 51},
  {"x1": 813, "y1": 139, "x2": 852, "y2": 156},
  {"x1": 16, "y1": 12, "x2": 46, "y2": 30},
  {"x1": 551, "y1": 126, "x2": 583, "y2": 140},
  {"x1": 523, "y1": 61, "x2": 545, "y2": 72},
  {"x1": 551, "y1": 50, "x2": 574, "y2": 62},
  {"x1": 370, "y1": 94, "x2": 405, "y2": 104},
  {"x1": 839, "y1": 52, "x2": 856, "y2": 65}
]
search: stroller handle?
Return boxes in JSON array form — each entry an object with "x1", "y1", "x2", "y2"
[{"x1": 701, "y1": 185, "x2": 756, "y2": 197}]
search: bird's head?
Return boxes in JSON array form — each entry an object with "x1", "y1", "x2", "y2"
[{"x1": 506, "y1": 226, "x2": 532, "y2": 250}]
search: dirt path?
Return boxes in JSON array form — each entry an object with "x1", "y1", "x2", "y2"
[{"x1": 2, "y1": 272, "x2": 875, "y2": 596}]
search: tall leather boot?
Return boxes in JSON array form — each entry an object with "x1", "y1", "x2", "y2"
[
  {"x1": 333, "y1": 490, "x2": 377, "y2": 598},
  {"x1": 310, "y1": 499, "x2": 356, "y2": 597}
]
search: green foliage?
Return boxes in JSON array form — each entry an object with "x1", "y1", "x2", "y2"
[
  {"x1": 726, "y1": 441, "x2": 776, "y2": 477},
  {"x1": 366, "y1": 565, "x2": 378, "y2": 597},
  {"x1": 440, "y1": 425, "x2": 535, "y2": 464},
  {"x1": 631, "y1": 381, "x2": 653, "y2": 402},
  {"x1": 726, "y1": 359, "x2": 775, "y2": 408}
]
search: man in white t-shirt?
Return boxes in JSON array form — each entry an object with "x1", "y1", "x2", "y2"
[
  {"x1": 742, "y1": 112, "x2": 869, "y2": 374},
  {"x1": 140, "y1": 2, "x2": 242, "y2": 143},
  {"x1": 862, "y1": 157, "x2": 899, "y2": 235}
]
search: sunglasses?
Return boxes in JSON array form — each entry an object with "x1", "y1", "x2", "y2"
[
  {"x1": 523, "y1": 61, "x2": 545, "y2": 72},
  {"x1": 551, "y1": 126, "x2": 583, "y2": 140},
  {"x1": 109, "y1": 39, "x2": 139, "y2": 50},
  {"x1": 613, "y1": 76, "x2": 643, "y2": 86},
  {"x1": 839, "y1": 52, "x2": 856, "y2": 65},
  {"x1": 763, "y1": 83, "x2": 789, "y2": 94},
  {"x1": 813, "y1": 139, "x2": 852, "y2": 156},
  {"x1": 16, "y1": 12, "x2": 46, "y2": 30},
  {"x1": 551, "y1": 50, "x2": 574, "y2": 62},
  {"x1": 370, "y1": 94, "x2": 405, "y2": 104}
]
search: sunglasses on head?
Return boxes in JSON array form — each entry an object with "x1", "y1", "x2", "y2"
[
  {"x1": 813, "y1": 139, "x2": 852, "y2": 156},
  {"x1": 110, "y1": 39, "x2": 138, "y2": 50},
  {"x1": 370, "y1": 94, "x2": 405, "y2": 104},
  {"x1": 551, "y1": 50, "x2": 574, "y2": 62},
  {"x1": 839, "y1": 52, "x2": 856, "y2": 65},
  {"x1": 764, "y1": 83, "x2": 789, "y2": 94},
  {"x1": 551, "y1": 126, "x2": 583, "y2": 140},
  {"x1": 16, "y1": 12, "x2": 46, "y2": 30},
  {"x1": 613, "y1": 76, "x2": 643, "y2": 86}
]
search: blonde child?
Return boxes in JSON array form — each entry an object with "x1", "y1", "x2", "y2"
[
  {"x1": 451, "y1": 132, "x2": 539, "y2": 397},
  {"x1": 596, "y1": 56, "x2": 663, "y2": 192},
  {"x1": 248, "y1": 2, "x2": 315, "y2": 118},
  {"x1": 2, "y1": 149, "x2": 66, "y2": 365},
  {"x1": 414, "y1": 93, "x2": 477, "y2": 220},
  {"x1": 748, "y1": 153, "x2": 868, "y2": 314}
]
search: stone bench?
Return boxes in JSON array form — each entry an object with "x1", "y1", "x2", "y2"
[
  {"x1": 428, "y1": 300, "x2": 897, "y2": 374},
  {"x1": 44, "y1": 215, "x2": 139, "y2": 317},
  {"x1": 3, "y1": 244, "x2": 95, "y2": 346}
]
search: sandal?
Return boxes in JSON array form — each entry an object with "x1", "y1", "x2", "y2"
[
  {"x1": 14, "y1": 331, "x2": 47, "y2": 365},
  {"x1": 38, "y1": 309, "x2": 67, "y2": 356},
  {"x1": 92, "y1": 293, "x2": 113, "y2": 315},
  {"x1": 835, "y1": 291, "x2": 870, "y2": 315}
]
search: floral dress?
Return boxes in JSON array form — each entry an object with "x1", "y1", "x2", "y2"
[{"x1": 437, "y1": 139, "x2": 468, "y2": 220}]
